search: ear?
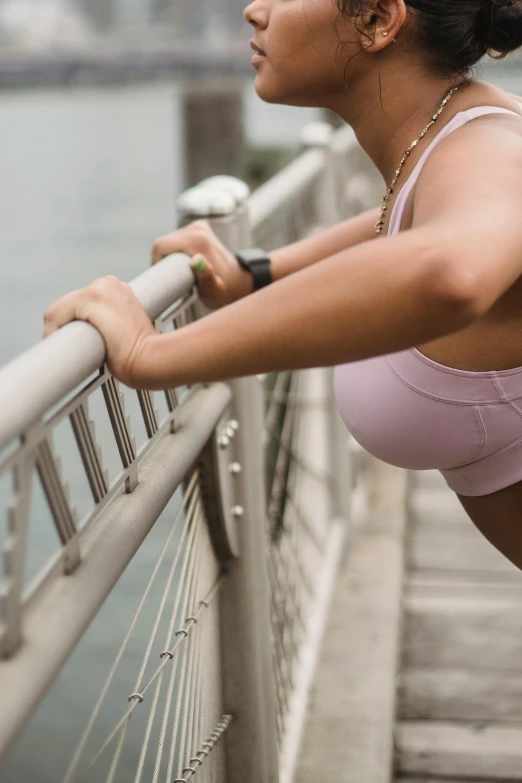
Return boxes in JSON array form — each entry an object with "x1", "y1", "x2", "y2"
[{"x1": 357, "y1": 0, "x2": 407, "y2": 52}]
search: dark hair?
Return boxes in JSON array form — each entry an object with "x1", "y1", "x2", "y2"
[{"x1": 339, "y1": 0, "x2": 522, "y2": 78}]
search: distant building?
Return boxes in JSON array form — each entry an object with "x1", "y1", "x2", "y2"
[
  {"x1": 75, "y1": 0, "x2": 114, "y2": 31},
  {"x1": 0, "y1": 0, "x2": 94, "y2": 49},
  {"x1": 228, "y1": 0, "x2": 250, "y2": 30},
  {"x1": 0, "y1": 0, "x2": 252, "y2": 49},
  {"x1": 149, "y1": 0, "x2": 248, "y2": 40}
]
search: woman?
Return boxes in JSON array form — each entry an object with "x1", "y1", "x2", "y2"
[{"x1": 44, "y1": 0, "x2": 522, "y2": 568}]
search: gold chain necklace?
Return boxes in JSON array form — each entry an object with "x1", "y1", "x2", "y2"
[{"x1": 375, "y1": 86, "x2": 459, "y2": 236}]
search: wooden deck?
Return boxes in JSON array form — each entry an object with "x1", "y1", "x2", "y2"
[
  {"x1": 396, "y1": 470, "x2": 522, "y2": 782},
  {"x1": 296, "y1": 464, "x2": 522, "y2": 783}
]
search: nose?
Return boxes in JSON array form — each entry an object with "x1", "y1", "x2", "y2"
[{"x1": 244, "y1": 0, "x2": 268, "y2": 28}]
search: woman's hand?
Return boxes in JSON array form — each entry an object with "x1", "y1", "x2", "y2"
[
  {"x1": 43, "y1": 276, "x2": 157, "y2": 388},
  {"x1": 151, "y1": 220, "x2": 253, "y2": 309}
]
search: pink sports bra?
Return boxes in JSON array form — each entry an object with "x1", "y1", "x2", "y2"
[
  {"x1": 334, "y1": 103, "x2": 522, "y2": 497},
  {"x1": 388, "y1": 103, "x2": 522, "y2": 236}
]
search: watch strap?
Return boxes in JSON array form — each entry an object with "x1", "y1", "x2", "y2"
[{"x1": 235, "y1": 248, "x2": 273, "y2": 292}]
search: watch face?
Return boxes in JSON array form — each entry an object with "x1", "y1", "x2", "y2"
[
  {"x1": 240, "y1": 249, "x2": 268, "y2": 264},
  {"x1": 235, "y1": 250, "x2": 272, "y2": 290}
]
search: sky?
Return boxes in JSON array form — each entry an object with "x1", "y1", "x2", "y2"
[
  {"x1": 0, "y1": 0, "x2": 249, "y2": 46},
  {"x1": 75, "y1": 0, "x2": 248, "y2": 34}
]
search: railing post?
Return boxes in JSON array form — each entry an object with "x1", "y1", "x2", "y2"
[
  {"x1": 181, "y1": 83, "x2": 245, "y2": 188},
  {"x1": 300, "y1": 121, "x2": 343, "y2": 227},
  {"x1": 326, "y1": 374, "x2": 354, "y2": 524},
  {"x1": 177, "y1": 183, "x2": 280, "y2": 783},
  {"x1": 300, "y1": 124, "x2": 353, "y2": 524},
  {"x1": 301, "y1": 124, "x2": 388, "y2": 520}
]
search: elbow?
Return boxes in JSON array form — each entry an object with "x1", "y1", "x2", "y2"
[{"x1": 423, "y1": 253, "x2": 484, "y2": 328}]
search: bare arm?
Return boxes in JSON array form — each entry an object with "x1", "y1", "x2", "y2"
[
  {"x1": 43, "y1": 122, "x2": 522, "y2": 391},
  {"x1": 134, "y1": 227, "x2": 471, "y2": 388},
  {"x1": 150, "y1": 206, "x2": 380, "y2": 308},
  {"x1": 269, "y1": 206, "x2": 380, "y2": 281}
]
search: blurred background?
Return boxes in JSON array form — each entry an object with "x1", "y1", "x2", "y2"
[
  {"x1": 0, "y1": 0, "x2": 519, "y2": 367},
  {"x1": 0, "y1": 4, "x2": 520, "y2": 781},
  {"x1": 0, "y1": 0, "x2": 326, "y2": 369},
  {"x1": 0, "y1": 0, "x2": 248, "y2": 46}
]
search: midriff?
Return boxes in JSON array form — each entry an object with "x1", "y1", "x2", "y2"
[{"x1": 416, "y1": 295, "x2": 522, "y2": 372}]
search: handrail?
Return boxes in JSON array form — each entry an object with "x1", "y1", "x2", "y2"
[
  {"x1": 0, "y1": 119, "x2": 380, "y2": 783},
  {"x1": 0, "y1": 382, "x2": 231, "y2": 756},
  {"x1": 0, "y1": 254, "x2": 193, "y2": 453},
  {"x1": 248, "y1": 147, "x2": 325, "y2": 229}
]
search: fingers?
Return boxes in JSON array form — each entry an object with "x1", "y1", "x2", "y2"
[
  {"x1": 42, "y1": 277, "x2": 133, "y2": 340},
  {"x1": 42, "y1": 276, "x2": 156, "y2": 389},
  {"x1": 150, "y1": 221, "x2": 213, "y2": 266},
  {"x1": 151, "y1": 237, "x2": 171, "y2": 266},
  {"x1": 190, "y1": 254, "x2": 226, "y2": 304},
  {"x1": 43, "y1": 289, "x2": 86, "y2": 338},
  {"x1": 190, "y1": 254, "x2": 213, "y2": 279}
]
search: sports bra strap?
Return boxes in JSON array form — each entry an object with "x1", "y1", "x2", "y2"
[{"x1": 387, "y1": 105, "x2": 522, "y2": 236}]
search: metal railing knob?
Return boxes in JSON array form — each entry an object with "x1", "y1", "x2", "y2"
[
  {"x1": 197, "y1": 175, "x2": 251, "y2": 208},
  {"x1": 176, "y1": 186, "x2": 236, "y2": 221},
  {"x1": 217, "y1": 435, "x2": 230, "y2": 450}
]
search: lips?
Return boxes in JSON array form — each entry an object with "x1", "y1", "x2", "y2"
[{"x1": 250, "y1": 40, "x2": 267, "y2": 57}]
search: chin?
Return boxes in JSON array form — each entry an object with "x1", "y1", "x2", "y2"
[
  {"x1": 254, "y1": 78, "x2": 317, "y2": 108},
  {"x1": 254, "y1": 77, "x2": 285, "y2": 104}
]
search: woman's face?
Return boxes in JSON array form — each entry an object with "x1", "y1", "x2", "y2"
[{"x1": 244, "y1": 0, "x2": 361, "y2": 107}]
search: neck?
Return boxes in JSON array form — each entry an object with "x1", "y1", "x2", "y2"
[{"x1": 326, "y1": 68, "x2": 469, "y2": 185}]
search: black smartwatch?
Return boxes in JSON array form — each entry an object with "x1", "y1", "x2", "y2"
[{"x1": 235, "y1": 248, "x2": 273, "y2": 292}]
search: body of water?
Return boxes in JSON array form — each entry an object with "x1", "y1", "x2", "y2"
[
  {"x1": 0, "y1": 76, "x2": 322, "y2": 783},
  {"x1": 1, "y1": 63, "x2": 521, "y2": 781},
  {"x1": 0, "y1": 80, "x2": 321, "y2": 367}
]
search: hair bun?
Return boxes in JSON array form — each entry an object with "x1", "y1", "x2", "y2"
[{"x1": 477, "y1": 0, "x2": 522, "y2": 56}]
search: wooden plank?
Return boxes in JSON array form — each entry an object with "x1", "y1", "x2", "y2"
[
  {"x1": 409, "y1": 486, "x2": 469, "y2": 525},
  {"x1": 398, "y1": 473, "x2": 522, "y2": 782},
  {"x1": 405, "y1": 580, "x2": 522, "y2": 602},
  {"x1": 407, "y1": 482, "x2": 518, "y2": 574},
  {"x1": 296, "y1": 465, "x2": 407, "y2": 783},
  {"x1": 396, "y1": 721, "x2": 522, "y2": 779},
  {"x1": 407, "y1": 484, "x2": 521, "y2": 577},
  {"x1": 395, "y1": 778, "x2": 503, "y2": 783},
  {"x1": 408, "y1": 571, "x2": 522, "y2": 590},
  {"x1": 409, "y1": 470, "x2": 448, "y2": 491},
  {"x1": 403, "y1": 593, "x2": 522, "y2": 670},
  {"x1": 408, "y1": 520, "x2": 519, "y2": 574},
  {"x1": 399, "y1": 668, "x2": 522, "y2": 722}
]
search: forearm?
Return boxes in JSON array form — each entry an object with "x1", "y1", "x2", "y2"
[
  {"x1": 132, "y1": 229, "x2": 474, "y2": 390},
  {"x1": 269, "y1": 206, "x2": 380, "y2": 281}
]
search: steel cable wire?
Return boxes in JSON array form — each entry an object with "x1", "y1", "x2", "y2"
[
  {"x1": 150, "y1": 500, "x2": 204, "y2": 783},
  {"x1": 62, "y1": 473, "x2": 200, "y2": 783},
  {"x1": 131, "y1": 486, "x2": 205, "y2": 783},
  {"x1": 169, "y1": 513, "x2": 206, "y2": 781},
  {"x1": 108, "y1": 489, "x2": 203, "y2": 783},
  {"x1": 69, "y1": 573, "x2": 223, "y2": 782}
]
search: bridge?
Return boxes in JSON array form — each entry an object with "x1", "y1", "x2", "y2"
[
  {"x1": 0, "y1": 120, "x2": 521, "y2": 783},
  {"x1": 0, "y1": 42, "x2": 251, "y2": 87}
]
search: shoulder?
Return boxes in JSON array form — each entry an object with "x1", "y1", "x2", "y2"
[
  {"x1": 412, "y1": 110, "x2": 522, "y2": 231},
  {"x1": 407, "y1": 112, "x2": 522, "y2": 313}
]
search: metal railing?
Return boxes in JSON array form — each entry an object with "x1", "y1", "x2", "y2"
[{"x1": 0, "y1": 122, "x2": 381, "y2": 783}]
